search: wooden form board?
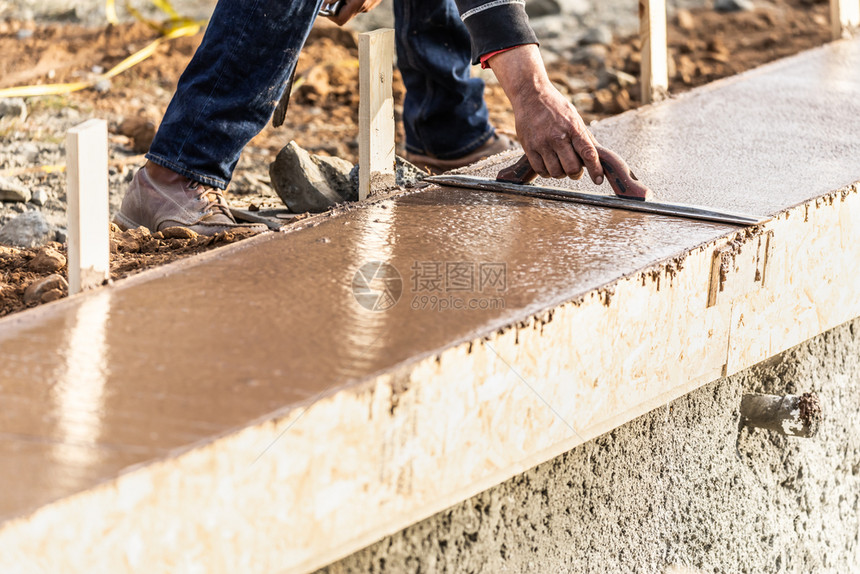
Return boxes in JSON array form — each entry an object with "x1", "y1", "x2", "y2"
[
  {"x1": 639, "y1": 0, "x2": 669, "y2": 104},
  {"x1": 358, "y1": 29, "x2": 396, "y2": 201},
  {"x1": 66, "y1": 119, "x2": 110, "y2": 295},
  {"x1": 831, "y1": 0, "x2": 860, "y2": 39},
  {"x1": 2, "y1": 180, "x2": 859, "y2": 574}
]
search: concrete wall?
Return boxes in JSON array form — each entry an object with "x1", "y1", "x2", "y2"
[{"x1": 320, "y1": 318, "x2": 860, "y2": 573}]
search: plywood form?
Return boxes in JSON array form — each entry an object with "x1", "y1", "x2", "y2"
[
  {"x1": 66, "y1": 119, "x2": 110, "y2": 294},
  {"x1": 2, "y1": 181, "x2": 858, "y2": 574},
  {"x1": 358, "y1": 29, "x2": 396, "y2": 200},
  {"x1": 830, "y1": 0, "x2": 860, "y2": 39},
  {"x1": 639, "y1": 0, "x2": 669, "y2": 103}
]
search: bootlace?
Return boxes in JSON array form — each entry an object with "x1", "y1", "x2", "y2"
[{"x1": 188, "y1": 181, "x2": 234, "y2": 220}]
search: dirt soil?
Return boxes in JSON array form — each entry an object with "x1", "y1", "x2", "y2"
[
  {"x1": 0, "y1": 224, "x2": 258, "y2": 316},
  {"x1": 0, "y1": 0, "x2": 831, "y2": 318}
]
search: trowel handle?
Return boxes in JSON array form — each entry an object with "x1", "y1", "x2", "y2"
[
  {"x1": 496, "y1": 154, "x2": 537, "y2": 184},
  {"x1": 595, "y1": 145, "x2": 652, "y2": 201},
  {"x1": 496, "y1": 147, "x2": 652, "y2": 201}
]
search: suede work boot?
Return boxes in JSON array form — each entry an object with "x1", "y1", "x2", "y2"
[
  {"x1": 404, "y1": 133, "x2": 519, "y2": 174},
  {"x1": 114, "y1": 163, "x2": 268, "y2": 236}
]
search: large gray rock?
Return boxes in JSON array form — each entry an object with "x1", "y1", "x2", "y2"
[
  {"x1": 0, "y1": 176, "x2": 31, "y2": 203},
  {"x1": 0, "y1": 211, "x2": 54, "y2": 248},
  {"x1": 269, "y1": 141, "x2": 355, "y2": 213}
]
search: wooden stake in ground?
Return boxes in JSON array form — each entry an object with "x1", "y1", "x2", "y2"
[
  {"x1": 639, "y1": 0, "x2": 669, "y2": 104},
  {"x1": 358, "y1": 29, "x2": 396, "y2": 201},
  {"x1": 830, "y1": 0, "x2": 860, "y2": 39},
  {"x1": 66, "y1": 119, "x2": 110, "y2": 295}
]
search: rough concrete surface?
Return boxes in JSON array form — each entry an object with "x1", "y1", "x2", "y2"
[{"x1": 321, "y1": 318, "x2": 860, "y2": 573}]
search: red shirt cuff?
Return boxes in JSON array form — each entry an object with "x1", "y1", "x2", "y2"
[{"x1": 479, "y1": 45, "x2": 522, "y2": 69}]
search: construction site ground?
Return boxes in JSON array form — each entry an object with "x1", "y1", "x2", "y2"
[{"x1": 0, "y1": 0, "x2": 832, "y2": 318}]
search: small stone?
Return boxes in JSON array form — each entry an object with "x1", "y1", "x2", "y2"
[
  {"x1": 675, "y1": 54, "x2": 698, "y2": 84},
  {"x1": 269, "y1": 141, "x2": 354, "y2": 213},
  {"x1": 541, "y1": 50, "x2": 561, "y2": 66},
  {"x1": 572, "y1": 92, "x2": 595, "y2": 112},
  {"x1": 558, "y1": 0, "x2": 589, "y2": 16},
  {"x1": 39, "y1": 289, "x2": 64, "y2": 303},
  {"x1": 16, "y1": 29, "x2": 33, "y2": 40},
  {"x1": 0, "y1": 211, "x2": 53, "y2": 248},
  {"x1": 525, "y1": 0, "x2": 561, "y2": 18},
  {"x1": 17, "y1": 142, "x2": 39, "y2": 163},
  {"x1": 160, "y1": 226, "x2": 198, "y2": 240},
  {"x1": 598, "y1": 68, "x2": 638, "y2": 90},
  {"x1": 0, "y1": 176, "x2": 31, "y2": 203},
  {"x1": 0, "y1": 98, "x2": 27, "y2": 121},
  {"x1": 567, "y1": 44, "x2": 608, "y2": 67},
  {"x1": 118, "y1": 116, "x2": 157, "y2": 153},
  {"x1": 112, "y1": 227, "x2": 153, "y2": 253},
  {"x1": 580, "y1": 25, "x2": 613, "y2": 47},
  {"x1": 592, "y1": 88, "x2": 618, "y2": 114},
  {"x1": 93, "y1": 79, "x2": 112, "y2": 94},
  {"x1": 528, "y1": 16, "x2": 567, "y2": 39},
  {"x1": 54, "y1": 228, "x2": 68, "y2": 244},
  {"x1": 395, "y1": 156, "x2": 428, "y2": 188},
  {"x1": 30, "y1": 189, "x2": 48, "y2": 206},
  {"x1": 24, "y1": 274, "x2": 68, "y2": 306},
  {"x1": 675, "y1": 9, "x2": 696, "y2": 31},
  {"x1": 0, "y1": 245, "x2": 19, "y2": 260},
  {"x1": 28, "y1": 246, "x2": 66, "y2": 273},
  {"x1": 714, "y1": 0, "x2": 754, "y2": 12}
]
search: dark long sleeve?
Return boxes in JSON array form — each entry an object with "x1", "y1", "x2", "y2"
[{"x1": 454, "y1": 0, "x2": 539, "y2": 64}]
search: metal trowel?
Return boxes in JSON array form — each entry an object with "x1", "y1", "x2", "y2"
[
  {"x1": 426, "y1": 148, "x2": 767, "y2": 227},
  {"x1": 496, "y1": 147, "x2": 653, "y2": 201}
]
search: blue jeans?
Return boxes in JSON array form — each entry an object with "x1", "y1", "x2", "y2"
[{"x1": 147, "y1": 0, "x2": 494, "y2": 189}]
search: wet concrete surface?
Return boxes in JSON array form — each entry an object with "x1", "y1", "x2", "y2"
[
  {"x1": 472, "y1": 38, "x2": 860, "y2": 216},
  {"x1": 1, "y1": 37, "x2": 859, "y2": 522},
  {"x1": 0, "y1": 189, "x2": 731, "y2": 520}
]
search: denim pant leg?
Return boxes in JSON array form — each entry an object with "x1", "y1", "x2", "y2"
[
  {"x1": 147, "y1": 0, "x2": 323, "y2": 189},
  {"x1": 394, "y1": 0, "x2": 494, "y2": 159}
]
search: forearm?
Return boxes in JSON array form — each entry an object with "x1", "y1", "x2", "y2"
[
  {"x1": 485, "y1": 44, "x2": 551, "y2": 111},
  {"x1": 484, "y1": 45, "x2": 604, "y2": 184}
]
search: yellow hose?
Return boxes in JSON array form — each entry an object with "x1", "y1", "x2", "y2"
[{"x1": 0, "y1": 1, "x2": 202, "y2": 99}]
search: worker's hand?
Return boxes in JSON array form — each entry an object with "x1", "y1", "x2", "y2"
[
  {"x1": 324, "y1": 0, "x2": 383, "y2": 26},
  {"x1": 487, "y1": 45, "x2": 604, "y2": 184}
]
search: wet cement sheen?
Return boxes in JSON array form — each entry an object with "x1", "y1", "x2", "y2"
[
  {"x1": 469, "y1": 39, "x2": 860, "y2": 216},
  {"x1": 1, "y1": 37, "x2": 858, "y2": 522}
]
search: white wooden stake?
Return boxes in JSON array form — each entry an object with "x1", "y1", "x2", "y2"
[
  {"x1": 830, "y1": 0, "x2": 860, "y2": 40},
  {"x1": 639, "y1": 0, "x2": 669, "y2": 104},
  {"x1": 358, "y1": 29, "x2": 396, "y2": 201},
  {"x1": 66, "y1": 119, "x2": 110, "y2": 295}
]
